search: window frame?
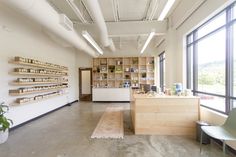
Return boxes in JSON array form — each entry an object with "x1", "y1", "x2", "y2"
[
  {"x1": 159, "y1": 51, "x2": 165, "y2": 92},
  {"x1": 186, "y1": 2, "x2": 236, "y2": 114}
]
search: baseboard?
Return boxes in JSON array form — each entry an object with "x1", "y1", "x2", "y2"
[
  {"x1": 93, "y1": 101, "x2": 130, "y2": 103},
  {"x1": 10, "y1": 100, "x2": 78, "y2": 131}
]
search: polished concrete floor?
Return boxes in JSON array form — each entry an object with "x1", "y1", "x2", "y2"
[{"x1": 0, "y1": 102, "x2": 233, "y2": 157}]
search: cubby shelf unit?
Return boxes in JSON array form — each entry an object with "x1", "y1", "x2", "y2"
[{"x1": 92, "y1": 57, "x2": 155, "y2": 88}]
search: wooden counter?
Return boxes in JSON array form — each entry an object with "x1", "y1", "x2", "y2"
[{"x1": 130, "y1": 94, "x2": 200, "y2": 136}]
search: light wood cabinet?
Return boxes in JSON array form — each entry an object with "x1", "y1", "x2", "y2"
[
  {"x1": 131, "y1": 94, "x2": 200, "y2": 136},
  {"x1": 9, "y1": 56, "x2": 68, "y2": 105}
]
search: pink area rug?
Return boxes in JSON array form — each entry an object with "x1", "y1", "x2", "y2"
[{"x1": 91, "y1": 106, "x2": 124, "y2": 139}]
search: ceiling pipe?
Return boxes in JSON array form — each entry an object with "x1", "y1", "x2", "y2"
[
  {"x1": 83, "y1": 0, "x2": 116, "y2": 52},
  {"x1": 1, "y1": 0, "x2": 99, "y2": 57}
]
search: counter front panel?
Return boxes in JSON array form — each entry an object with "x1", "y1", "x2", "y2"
[{"x1": 131, "y1": 94, "x2": 199, "y2": 136}]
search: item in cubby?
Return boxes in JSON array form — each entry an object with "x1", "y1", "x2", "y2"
[
  {"x1": 115, "y1": 66, "x2": 122, "y2": 73},
  {"x1": 102, "y1": 73, "x2": 107, "y2": 79},
  {"x1": 108, "y1": 65, "x2": 115, "y2": 73},
  {"x1": 125, "y1": 67, "x2": 130, "y2": 72},
  {"x1": 116, "y1": 60, "x2": 122, "y2": 65},
  {"x1": 100, "y1": 59, "x2": 107, "y2": 65},
  {"x1": 123, "y1": 81, "x2": 130, "y2": 88},
  {"x1": 125, "y1": 74, "x2": 130, "y2": 79},
  {"x1": 97, "y1": 67, "x2": 100, "y2": 73},
  {"x1": 141, "y1": 73, "x2": 146, "y2": 78},
  {"x1": 132, "y1": 58, "x2": 138, "y2": 64},
  {"x1": 100, "y1": 66, "x2": 107, "y2": 73}
]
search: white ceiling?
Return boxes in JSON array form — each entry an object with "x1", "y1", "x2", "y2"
[{"x1": 47, "y1": 0, "x2": 181, "y2": 56}]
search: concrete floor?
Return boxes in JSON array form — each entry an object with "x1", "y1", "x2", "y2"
[{"x1": 0, "y1": 102, "x2": 233, "y2": 157}]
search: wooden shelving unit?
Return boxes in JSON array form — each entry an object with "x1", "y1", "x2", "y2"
[
  {"x1": 11, "y1": 93, "x2": 67, "y2": 105},
  {"x1": 93, "y1": 57, "x2": 155, "y2": 88},
  {"x1": 9, "y1": 72, "x2": 67, "y2": 77},
  {"x1": 9, "y1": 60, "x2": 68, "y2": 71},
  {"x1": 10, "y1": 81, "x2": 68, "y2": 86},
  {"x1": 9, "y1": 56, "x2": 68, "y2": 105}
]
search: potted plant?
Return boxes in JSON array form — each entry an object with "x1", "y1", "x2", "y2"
[{"x1": 0, "y1": 102, "x2": 13, "y2": 144}]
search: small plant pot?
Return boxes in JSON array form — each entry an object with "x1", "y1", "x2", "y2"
[{"x1": 0, "y1": 130, "x2": 9, "y2": 144}]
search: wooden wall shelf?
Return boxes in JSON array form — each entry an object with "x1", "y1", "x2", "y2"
[
  {"x1": 9, "y1": 87, "x2": 68, "y2": 96},
  {"x1": 9, "y1": 72, "x2": 67, "y2": 77},
  {"x1": 9, "y1": 60, "x2": 68, "y2": 71},
  {"x1": 11, "y1": 93, "x2": 66, "y2": 105},
  {"x1": 10, "y1": 81, "x2": 68, "y2": 86}
]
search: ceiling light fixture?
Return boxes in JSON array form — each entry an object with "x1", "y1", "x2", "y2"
[
  {"x1": 158, "y1": 0, "x2": 176, "y2": 21},
  {"x1": 140, "y1": 31, "x2": 155, "y2": 54},
  {"x1": 65, "y1": 0, "x2": 87, "y2": 23},
  {"x1": 82, "y1": 31, "x2": 103, "y2": 55}
]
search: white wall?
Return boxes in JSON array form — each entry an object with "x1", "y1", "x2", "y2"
[
  {"x1": 0, "y1": 4, "x2": 91, "y2": 127},
  {"x1": 160, "y1": 0, "x2": 236, "y2": 149}
]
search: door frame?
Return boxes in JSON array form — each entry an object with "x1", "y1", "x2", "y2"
[{"x1": 79, "y1": 67, "x2": 92, "y2": 101}]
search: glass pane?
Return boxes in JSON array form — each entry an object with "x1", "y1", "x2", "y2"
[
  {"x1": 233, "y1": 3, "x2": 236, "y2": 20},
  {"x1": 163, "y1": 58, "x2": 165, "y2": 89},
  {"x1": 197, "y1": 11, "x2": 226, "y2": 39},
  {"x1": 233, "y1": 24, "x2": 236, "y2": 97},
  {"x1": 233, "y1": 100, "x2": 236, "y2": 108},
  {"x1": 187, "y1": 34, "x2": 193, "y2": 44},
  {"x1": 197, "y1": 28, "x2": 226, "y2": 95},
  {"x1": 187, "y1": 45, "x2": 193, "y2": 89},
  {"x1": 198, "y1": 93, "x2": 225, "y2": 112}
]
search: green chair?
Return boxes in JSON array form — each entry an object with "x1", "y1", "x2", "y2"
[{"x1": 200, "y1": 108, "x2": 236, "y2": 156}]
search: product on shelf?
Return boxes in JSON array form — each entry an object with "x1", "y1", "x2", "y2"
[
  {"x1": 16, "y1": 91, "x2": 64, "y2": 104},
  {"x1": 15, "y1": 77, "x2": 68, "y2": 83},
  {"x1": 9, "y1": 84, "x2": 68, "y2": 94},
  {"x1": 14, "y1": 56, "x2": 68, "y2": 70},
  {"x1": 14, "y1": 68, "x2": 68, "y2": 76}
]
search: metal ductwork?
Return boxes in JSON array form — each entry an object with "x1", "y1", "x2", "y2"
[
  {"x1": 1, "y1": 0, "x2": 99, "y2": 57},
  {"x1": 83, "y1": 0, "x2": 116, "y2": 52}
]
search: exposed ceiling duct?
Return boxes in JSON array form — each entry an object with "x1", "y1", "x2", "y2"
[
  {"x1": 83, "y1": 0, "x2": 116, "y2": 52},
  {"x1": 1, "y1": 0, "x2": 99, "y2": 57}
]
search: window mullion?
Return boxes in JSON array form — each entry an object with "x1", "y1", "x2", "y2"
[
  {"x1": 226, "y1": 6, "x2": 234, "y2": 113},
  {"x1": 193, "y1": 31, "x2": 198, "y2": 95}
]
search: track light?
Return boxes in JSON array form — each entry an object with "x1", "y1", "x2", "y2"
[
  {"x1": 82, "y1": 31, "x2": 104, "y2": 55},
  {"x1": 140, "y1": 31, "x2": 155, "y2": 54},
  {"x1": 158, "y1": 0, "x2": 176, "y2": 21}
]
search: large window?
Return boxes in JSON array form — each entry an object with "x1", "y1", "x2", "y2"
[
  {"x1": 186, "y1": 2, "x2": 236, "y2": 114},
  {"x1": 159, "y1": 52, "x2": 165, "y2": 92}
]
